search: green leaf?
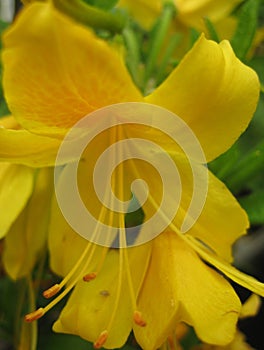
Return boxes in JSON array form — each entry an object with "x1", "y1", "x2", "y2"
[
  {"x1": 0, "y1": 20, "x2": 9, "y2": 49},
  {"x1": 144, "y1": 2, "x2": 176, "y2": 86},
  {"x1": 82, "y1": 0, "x2": 119, "y2": 11},
  {"x1": 224, "y1": 139, "x2": 264, "y2": 194},
  {"x1": 203, "y1": 17, "x2": 219, "y2": 42},
  {"x1": 231, "y1": 0, "x2": 259, "y2": 60},
  {"x1": 0, "y1": 20, "x2": 10, "y2": 116},
  {"x1": 86, "y1": 0, "x2": 118, "y2": 10},
  {"x1": 239, "y1": 190, "x2": 264, "y2": 225},
  {"x1": 249, "y1": 56, "x2": 264, "y2": 84},
  {"x1": 208, "y1": 143, "x2": 240, "y2": 180}
]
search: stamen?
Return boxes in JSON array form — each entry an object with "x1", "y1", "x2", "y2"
[
  {"x1": 43, "y1": 284, "x2": 60, "y2": 298},
  {"x1": 133, "y1": 310, "x2": 146, "y2": 327},
  {"x1": 167, "y1": 335, "x2": 177, "y2": 350},
  {"x1": 58, "y1": 241, "x2": 93, "y2": 289},
  {"x1": 25, "y1": 308, "x2": 44, "y2": 322},
  {"x1": 94, "y1": 246, "x2": 109, "y2": 275},
  {"x1": 83, "y1": 272, "x2": 97, "y2": 282},
  {"x1": 83, "y1": 247, "x2": 109, "y2": 282},
  {"x1": 93, "y1": 330, "x2": 108, "y2": 349},
  {"x1": 23, "y1": 126, "x2": 124, "y2": 324},
  {"x1": 122, "y1": 227, "x2": 147, "y2": 327}
]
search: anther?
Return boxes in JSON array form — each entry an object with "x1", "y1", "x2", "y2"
[
  {"x1": 25, "y1": 308, "x2": 44, "y2": 322},
  {"x1": 133, "y1": 310, "x2": 146, "y2": 327},
  {"x1": 83, "y1": 272, "x2": 97, "y2": 282},
  {"x1": 43, "y1": 284, "x2": 60, "y2": 298},
  {"x1": 93, "y1": 330, "x2": 108, "y2": 349}
]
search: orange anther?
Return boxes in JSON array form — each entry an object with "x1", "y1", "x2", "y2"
[
  {"x1": 93, "y1": 330, "x2": 108, "y2": 349},
  {"x1": 133, "y1": 310, "x2": 146, "y2": 327},
  {"x1": 25, "y1": 308, "x2": 44, "y2": 322},
  {"x1": 43, "y1": 284, "x2": 60, "y2": 298},
  {"x1": 83, "y1": 272, "x2": 97, "y2": 282}
]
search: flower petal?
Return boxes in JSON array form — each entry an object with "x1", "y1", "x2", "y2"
[
  {"x1": 145, "y1": 34, "x2": 259, "y2": 162},
  {"x1": 135, "y1": 232, "x2": 241, "y2": 348},
  {"x1": 48, "y1": 196, "x2": 89, "y2": 277},
  {"x1": 0, "y1": 127, "x2": 63, "y2": 167},
  {"x1": 0, "y1": 163, "x2": 34, "y2": 239},
  {"x1": 133, "y1": 235, "x2": 180, "y2": 349},
  {"x1": 3, "y1": 2, "x2": 142, "y2": 137},
  {"x1": 176, "y1": 0, "x2": 243, "y2": 29},
  {"x1": 137, "y1": 152, "x2": 247, "y2": 262},
  {"x1": 53, "y1": 243, "x2": 151, "y2": 348},
  {"x1": 117, "y1": 0, "x2": 161, "y2": 29},
  {"x1": 239, "y1": 294, "x2": 261, "y2": 319},
  {"x1": 3, "y1": 168, "x2": 53, "y2": 279},
  {"x1": 184, "y1": 167, "x2": 249, "y2": 262},
  {"x1": 186, "y1": 235, "x2": 264, "y2": 297}
]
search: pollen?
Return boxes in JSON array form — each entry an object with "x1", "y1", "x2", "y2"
[
  {"x1": 25, "y1": 308, "x2": 44, "y2": 322},
  {"x1": 83, "y1": 272, "x2": 97, "y2": 282},
  {"x1": 133, "y1": 310, "x2": 146, "y2": 327},
  {"x1": 43, "y1": 284, "x2": 61, "y2": 298},
  {"x1": 93, "y1": 330, "x2": 108, "y2": 349}
]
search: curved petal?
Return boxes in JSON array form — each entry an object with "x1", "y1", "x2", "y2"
[
  {"x1": 135, "y1": 232, "x2": 241, "y2": 348},
  {"x1": 145, "y1": 34, "x2": 259, "y2": 162},
  {"x1": 48, "y1": 195, "x2": 89, "y2": 277},
  {"x1": 0, "y1": 116, "x2": 82, "y2": 167},
  {"x1": 3, "y1": 168, "x2": 53, "y2": 279},
  {"x1": 186, "y1": 235, "x2": 264, "y2": 297},
  {"x1": 53, "y1": 243, "x2": 151, "y2": 348},
  {"x1": 176, "y1": 0, "x2": 243, "y2": 29},
  {"x1": 239, "y1": 294, "x2": 261, "y2": 319},
  {"x1": 184, "y1": 167, "x2": 249, "y2": 262},
  {"x1": 196, "y1": 331, "x2": 253, "y2": 350},
  {"x1": 0, "y1": 163, "x2": 34, "y2": 239},
  {"x1": 117, "y1": 0, "x2": 162, "y2": 29},
  {"x1": 0, "y1": 128, "x2": 62, "y2": 167},
  {"x1": 3, "y1": 2, "x2": 142, "y2": 137},
  {"x1": 135, "y1": 151, "x2": 247, "y2": 262},
  {"x1": 133, "y1": 234, "x2": 180, "y2": 349}
]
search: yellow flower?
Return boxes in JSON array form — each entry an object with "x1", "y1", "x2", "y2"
[{"x1": 0, "y1": 2, "x2": 263, "y2": 349}]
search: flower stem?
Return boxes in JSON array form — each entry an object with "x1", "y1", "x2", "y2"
[{"x1": 52, "y1": 0, "x2": 126, "y2": 33}]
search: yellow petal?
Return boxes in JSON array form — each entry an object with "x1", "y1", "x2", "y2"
[
  {"x1": 3, "y1": 168, "x2": 53, "y2": 279},
  {"x1": 194, "y1": 330, "x2": 254, "y2": 350},
  {"x1": 186, "y1": 235, "x2": 264, "y2": 297},
  {"x1": 240, "y1": 294, "x2": 261, "y2": 319},
  {"x1": 53, "y1": 243, "x2": 151, "y2": 348},
  {"x1": 134, "y1": 150, "x2": 247, "y2": 262},
  {"x1": 48, "y1": 197, "x2": 88, "y2": 277},
  {"x1": 145, "y1": 34, "x2": 259, "y2": 162},
  {"x1": 0, "y1": 163, "x2": 34, "y2": 239},
  {"x1": 176, "y1": 0, "x2": 243, "y2": 30},
  {"x1": 134, "y1": 234, "x2": 180, "y2": 349},
  {"x1": 0, "y1": 115, "x2": 19, "y2": 129},
  {"x1": 3, "y1": 2, "x2": 142, "y2": 137},
  {"x1": 0, "y1": 127, "x2": 65, "y2": 167},
  {"x1": 0, "y1": 116, "x2": 81, "y2": 167},
  {"x1": 185, "y1": 168, "x2": 249, "y2": 262},
  {"x1": 213, "y1": 16, "x2": 237, "y2": 41},
  {"x1": 135, "y1": 232, "x2": 241, "y2": 348},
  {"x1": 117, "y1": 0, "x2": 162, "y2": 29}
]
